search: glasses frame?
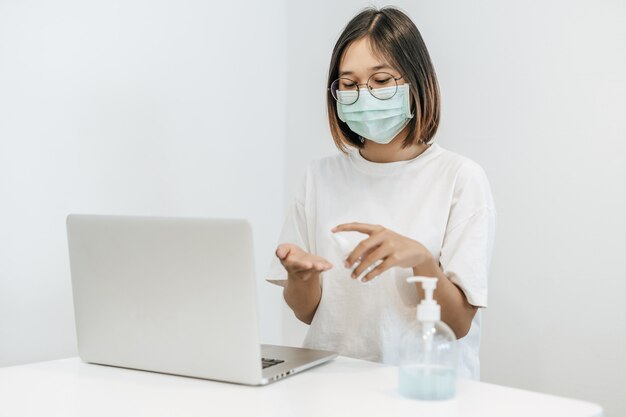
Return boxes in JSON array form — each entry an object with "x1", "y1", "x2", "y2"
[{"x1": 328, "y1": 72, "x2": 405, "y2": 105}]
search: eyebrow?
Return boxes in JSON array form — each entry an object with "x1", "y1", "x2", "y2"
[{"x1": 339, "y1": 64, "x2": 393, "y2": 77}]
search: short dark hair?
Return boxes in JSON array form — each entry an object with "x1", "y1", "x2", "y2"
[{"x1": 327, "y1": 6, "x2": 441, "y2": 153}]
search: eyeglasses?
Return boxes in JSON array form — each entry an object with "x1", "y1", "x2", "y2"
[{"x1": 329, "y1": 72, "x2": 405, "y2": 105}]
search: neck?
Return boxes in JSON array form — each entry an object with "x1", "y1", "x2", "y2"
[{"x1": 359, "y1": 132, "x2": 430, "y2": 163}]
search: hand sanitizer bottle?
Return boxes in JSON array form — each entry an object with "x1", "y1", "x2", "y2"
[
  {"x1": 398, "y1": 276, "x2": 458, "y2": 400},
  {"x1": 331, "y1": 232, "x2": 382, "y2": 285}
]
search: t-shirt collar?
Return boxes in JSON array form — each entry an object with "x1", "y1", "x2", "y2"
[{"x1": 348, "y1": 143, "x2": 441, "y2": 176}]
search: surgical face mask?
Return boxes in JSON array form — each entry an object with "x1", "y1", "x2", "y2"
[{"x1": 336, "y1": 83, "x2": 414, "y2": 144}]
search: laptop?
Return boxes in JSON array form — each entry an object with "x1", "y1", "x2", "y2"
[{"x1": 65, "y1": 213, "x2": 337, "y2": 385}]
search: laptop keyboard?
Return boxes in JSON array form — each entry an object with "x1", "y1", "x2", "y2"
[{"x1": 261, "y1": 357, "x2": 285, "y2": 369}]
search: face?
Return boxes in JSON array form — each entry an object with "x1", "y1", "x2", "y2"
[
  {"x1": 336, "y1": 37, "x2": 414, "y2": 146},
  {"x1": 337, "y1": 37, "x2": 406, "y2": 94}
]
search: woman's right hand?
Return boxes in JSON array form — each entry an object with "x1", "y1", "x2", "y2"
[{"x1": 275, "y1": 243, "x2": 333, "y2": 281}]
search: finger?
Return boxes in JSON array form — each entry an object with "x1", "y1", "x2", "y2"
[
  {"x1": 283, "y1": 257, "x2": 313, "y2": 273},
  {"x1": 276, "y1": 243, "x2": 304, "y2": 259},
  {"x1": 275, "y1": 244, "x2": 292, "y2": 260},
  {"x1": 346, "y1": 232, "x2": 386, "y2": 269},
  {"x1": 331, "y1": 222, "x2": 383, "y2": 235},
  {"x1": 312, "y1": 261, "x2": 333, "y2": 271},
  {"x1": 351, "y1": 242, "x2": 389, "y2": 279},
  {"x1": 280, "y1": 250, "x2": 313, "y2": 272},
  {"x1": 312, "y1": 256, "x2": 333, "y2": 269},
  {"x1": 361, "y1": 258, "x2": 394, "y2": 283}
]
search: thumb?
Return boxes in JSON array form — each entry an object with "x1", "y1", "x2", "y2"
[{"x1": 275, "y1": 244, "x2": 292, "y2": 260}]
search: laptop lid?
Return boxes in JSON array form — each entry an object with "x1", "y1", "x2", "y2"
[{"x1": 66, "y1": 214, "x2": 263, "y2": 385}]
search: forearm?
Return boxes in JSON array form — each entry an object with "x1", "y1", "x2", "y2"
[
  {"x1": 412, "y1": 256, "x2": 477, "y2": 339},
  {"x1": 283, "y1": 273, "x2": 322, "y2": 325}
]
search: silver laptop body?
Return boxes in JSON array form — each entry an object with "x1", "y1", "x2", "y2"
[{"x1": 66, "y1": 214, "x2": 337, "y2": 385}]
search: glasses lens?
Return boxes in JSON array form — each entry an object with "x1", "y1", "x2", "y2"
[
  {"x1": 331, "y1": 78, "x2": 359, "y2": 104},
  {"x1": 367, "y1": 72, "x2": 398, "y2": 100}
]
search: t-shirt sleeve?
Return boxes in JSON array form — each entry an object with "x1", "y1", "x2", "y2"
[
  {"x1": 265, "y1": 169, "x2": 311, "y2": 288},
  {"x1": 438, "y1": 162, "x2": 497, "y2": 308}
]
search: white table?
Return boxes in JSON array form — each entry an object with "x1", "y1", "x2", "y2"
[{"x1": 0, "y1": 356, "x2": 602, "y2": 417}]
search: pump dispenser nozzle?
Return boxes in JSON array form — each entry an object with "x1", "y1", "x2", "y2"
[{"x1": 406, "y1": 276, "x2": 440, "y2": 322}]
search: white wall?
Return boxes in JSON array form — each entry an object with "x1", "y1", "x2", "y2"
[
  {"x1": 284, "y1": 1, "x2": 625, "y2": 416},
  {"x1": 0, "y1": 0, "x2": 287, "y2": 366},
  {"x1": 1, "y1": 1, "x2": 624, "y2": 415}
]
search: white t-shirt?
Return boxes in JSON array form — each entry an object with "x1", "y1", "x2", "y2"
[{"x1": 265, "y1": 143, "x2": 496, "y2": 380}]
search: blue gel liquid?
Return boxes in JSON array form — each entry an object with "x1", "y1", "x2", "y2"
[{"x1": 398, "y1": 365, "x2": 457, "y2": 400}]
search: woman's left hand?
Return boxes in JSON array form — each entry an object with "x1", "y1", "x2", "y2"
[{"x1": 331, "y1": 222, "x2": 433, "y2": 283}]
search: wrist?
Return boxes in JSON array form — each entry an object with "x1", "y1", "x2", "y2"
[
  {"x1": 287, "y1": 272, "x2": 320, "y2": 286},
  {"x1": 411, "y1": 252, "x2": 438, "y2": 276}
]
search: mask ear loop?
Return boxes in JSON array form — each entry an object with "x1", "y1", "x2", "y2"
[
  {"x1": 405, "y1": 84, "x2": 415, "y2": 119},
  {"x1": 359, "y1": 136, "x2": 365, "y2": 144}
]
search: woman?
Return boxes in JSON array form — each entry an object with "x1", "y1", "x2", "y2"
[{"x1": 266, "y1": 6, "x2": 496, "y2": 381}]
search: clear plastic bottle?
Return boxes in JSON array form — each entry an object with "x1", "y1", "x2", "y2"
[
  {"x1": 331, "y1": 231, "x2": 382, "y2": 285},
  {"x1": 398, "y1": 276, "x2": 458, "y2": 400}
]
